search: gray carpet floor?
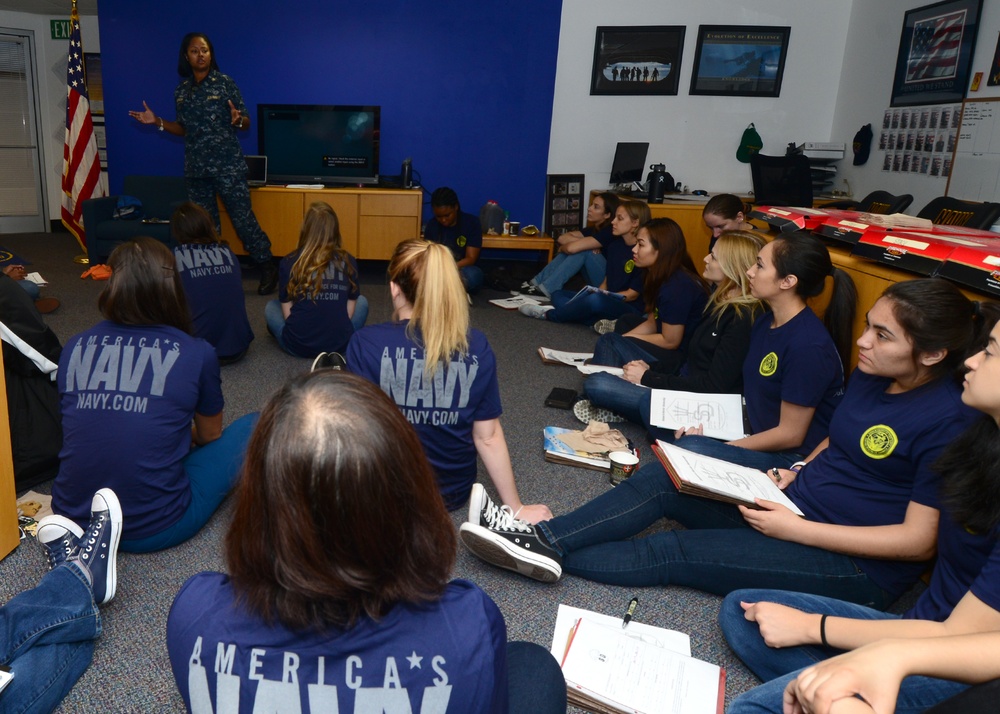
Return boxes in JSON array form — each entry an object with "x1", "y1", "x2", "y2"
[{"x1": 0, "y1": 231, "x2": 922, "y2": 712}]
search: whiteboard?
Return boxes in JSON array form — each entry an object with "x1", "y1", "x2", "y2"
[{"x1": 947, "y1": 98, "x2": 1000, "y2": 201}]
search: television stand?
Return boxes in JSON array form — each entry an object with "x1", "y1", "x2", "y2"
[{"x1": 219, "y1": 186, "x2": 422, "y2": 260}]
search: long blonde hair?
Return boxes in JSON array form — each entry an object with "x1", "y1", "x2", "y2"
[
  {"x1": 287, "y1": 202, "x2": 357, "y2": 300},
  {"x1": 707, "y1": 230, "x2": 765, "y2": 321},
  {"x1": 388, "y1": 239, "x2": 468, "y2": 374}
]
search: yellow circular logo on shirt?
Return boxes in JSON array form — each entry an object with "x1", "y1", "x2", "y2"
[
  {"x1": 653, "y1": 307, "x2": 659, "y2": 320},
  {"x1": 759, "y1": 352, "x2": 778, "y2": 376},
  {"x1": 624, "y1": 259, "x2": 635, "y2": 273},
  {"x1": 860, "y1": 425, "x2": 897, "y2": 459},
  {"x1": 457, "y1": 235, "x2": 467, "y2": 248}
]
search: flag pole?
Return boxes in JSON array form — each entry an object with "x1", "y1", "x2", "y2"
[{"x1": 62, "y1": 0, "x2": 106, "y2": 265}]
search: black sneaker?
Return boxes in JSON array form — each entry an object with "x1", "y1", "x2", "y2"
[
  {"x1": 467, "y1": 483, "x2": 521, "y2": 529},
  {"x1": 36, "y1": 515, "x2": 85, "y2": 570},
  {"x1": 70, "y1": 488, "x2": 123, "y2": 606},
  {"x1": 311, "y1": 351, "x2": 347, "y2": 372},
  {"x1": 459, "y1": 520, "x2": 562, "y2": 583},
  {"x1": 257, "y1": 261, "x2": 279, "y2": 296}
]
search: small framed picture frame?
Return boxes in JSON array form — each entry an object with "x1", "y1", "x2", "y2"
[
  {"x1": 590, "y1": 26, "x2": 685, "y2": 96},
  {"x1": 689, "y1": 26, "x2": 791, "y2": 97},
  {"x1": 890, "y1": 0, "x2": 984, "y2": 106}
]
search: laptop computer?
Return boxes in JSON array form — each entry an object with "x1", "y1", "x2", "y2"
[{"x1": 245, "y1": 155, "x2": 267, "y2": 186}]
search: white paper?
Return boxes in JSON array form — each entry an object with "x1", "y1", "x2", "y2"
[
  {"x1": 538, "y1": 347, "x2": 592, "y2": 367},
  {"x1": 657, "y1": 440, "x2": 804, "y2": 516},
  {"x1": 550, "y1": 604, "x2": 690, "y2": 661},
  {"x1": 489, "y1": 295, "x2": 541, "y2": 309},
  {"x1": 560, "y1": 619, "x2": 721, "y2": 714},
  {"x1": 24, "y1": 272, "x2": 47, "y2": 286},
  {"x1": 649, "y1": 389, "x2": 745, "y2": 440},
  {"x1": 576, "y1": 364, "x2": 625, "y2": 377}
]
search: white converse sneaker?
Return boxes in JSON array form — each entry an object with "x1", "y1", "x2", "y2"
[
  {"x1": 518, "y1": 303, "x2": 555, "y2": 320},
  {"x1": 36, "y1": 515, "x2": 85, "y2": 570}
]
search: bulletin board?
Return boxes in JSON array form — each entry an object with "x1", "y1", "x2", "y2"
[{"x1": 946, "y1": 97, "x2": 1000, "y2": 200}]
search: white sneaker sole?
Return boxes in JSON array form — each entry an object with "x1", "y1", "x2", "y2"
[
  {"x1": 467, "y1": 483, "x2": 486, "y2": 527},
  {"x1": 459, "y1": 523, "x2": 561, "y2": 583}
]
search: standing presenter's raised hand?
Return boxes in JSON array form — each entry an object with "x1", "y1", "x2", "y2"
[
  {"x1": 228, "y1": 100, "x2": 244, "y2": 127},
  {"x1": 128, "y1": 100, "x2": 156, "y2": 124}
]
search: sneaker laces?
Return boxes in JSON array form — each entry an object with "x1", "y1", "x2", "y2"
[
  {"x1": 45, "y1": 540, "x2": 74, "y2": 570},
  {"x1": 482, "y1": 501, "x2": 532, "y2": 533}
]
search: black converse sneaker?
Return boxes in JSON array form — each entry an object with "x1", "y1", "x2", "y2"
[
  {"x1": 459, "y1": 519, "x2": 562, "y2": 583},
  {"x1": 36, "y1": 515, "x2": 85, "y2": 570},
  {"x1": 311, "y1": 352, "x2": 347, "y2": 372},
  {"x1": 71, "y1": 488, "x2": 123, "y2": 606}
]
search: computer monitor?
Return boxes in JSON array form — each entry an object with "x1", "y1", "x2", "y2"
[
  {"x1": 245, "y1": 155, "x2": 267, "y2": 186},
  {"x1": 609, "y1": 142, "x2": 649, "y2": 185}
]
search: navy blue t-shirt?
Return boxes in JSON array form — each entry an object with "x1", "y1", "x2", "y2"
[
  {"x1": 346, "y1": 321, "x2": 502, "y2": 509},
  {"x1": 51, "y1": 321, "x2": 223, "y2": 540},
  {"x1": 604, "y1": 237, "x2": 645, "y2": 294},
  {"x1": 278, "y1": 251, "x2": 360, "y2": 358},
  {"x1": 743, "y1": 309, "x2": 844, "y2": 454},
  {"x1": 424, "y1": 212, "x2": 482, "y2": 263},
  {"x1": 653, "y1": 272, "x2": 708, "y2": 353},
  {"x1": 786, "y1": 370, "x2": 978, "y2": 598},
  {"x1": 174, "y1": 243, "x2": 254, "y2": 359},
  {"x1": 168, "y1": 574, "x2": 509, "y2": 714}
]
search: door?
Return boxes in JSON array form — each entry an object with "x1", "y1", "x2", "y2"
[{"x1": 0, "y1": 31, "x2": 46, "y2": 234}]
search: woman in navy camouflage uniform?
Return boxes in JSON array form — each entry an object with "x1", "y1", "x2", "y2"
[{"x1": 129, "y1": 33, "x2": 278, "y2": 295}]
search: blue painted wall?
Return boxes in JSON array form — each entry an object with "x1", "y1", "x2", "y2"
[{"x1": 97, "y1": 0, "x2": 562, "y2": 229}]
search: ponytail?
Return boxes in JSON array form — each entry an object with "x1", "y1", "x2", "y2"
[{"x1": 387, "y1": 239, "x2": 469, "y2": 374}]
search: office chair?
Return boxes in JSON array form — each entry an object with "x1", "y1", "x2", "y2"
[
  {"x1": 749, "y1": 153, "x2": 814, "y2": 207},
  {"x1": 916, "y1": 197, "x2": 1000, "y2": 230},
  {"x1": 823, "y1": 190, "x2": 913, "y2": 215}
]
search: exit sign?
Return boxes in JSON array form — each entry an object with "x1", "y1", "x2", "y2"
[{"x1": 51, "y1": 20, "x2": 71, "y2": 40}]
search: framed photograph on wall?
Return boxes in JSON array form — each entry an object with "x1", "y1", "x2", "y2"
[
  {"x1": 890, "y1": 0, "x2": 984, "y2": 106},
  {"x1": 545, "y1": 174, "x2": 585, "y2": 238},
  {"x1": 688, "y1": 26, "x2": 791, "y2": 97},
  {"x1": 590, "y1": 26, "x2": 685, "y2": 96},
  {"x1": 988, "y1": 31, "x2": 1000, "y2": 86}
]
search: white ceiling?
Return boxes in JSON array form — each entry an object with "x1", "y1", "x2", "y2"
[{"x1": 0, "y1": 0, "x2": 97, "y2": 15}]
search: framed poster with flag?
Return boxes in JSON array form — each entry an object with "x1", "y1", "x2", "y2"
[{"x1": 890, "y1": 0, "x2": 984, "y2": 107}]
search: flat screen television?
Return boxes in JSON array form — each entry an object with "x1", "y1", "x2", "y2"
[
  {"x1": 609, "y1": 141, "x2": 649, "y2": 184},
  {"x1": 257, "y1": 104, "x2": 380, "y2": 186}
]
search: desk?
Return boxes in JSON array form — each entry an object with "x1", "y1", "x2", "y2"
[
  {"x1": 219, "y1": 186, "x2": 422, "y2": 260},
  {"x1": 0, "y1": 354, "x2": 23, "y2": 561},
  {"x1": 482, "y1": 234, "x2": 555, "y2": 261}
]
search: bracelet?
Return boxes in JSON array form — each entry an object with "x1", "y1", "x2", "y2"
[
  {"x1": 157, "y1": 117, "x2": 164, "y2": 132},
  {"x1": 790, "y1": 461, "x2": 807, "y2": 473},
  {"x1": 820, "y1": 614, "x2": 829, "y2": 647}
]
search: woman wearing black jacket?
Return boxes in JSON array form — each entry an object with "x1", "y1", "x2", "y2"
[{"x1": 575, "y1": 230, "x2": 764, "y2": 428}]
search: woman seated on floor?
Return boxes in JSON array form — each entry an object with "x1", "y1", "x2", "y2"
[
  {"x1": 720, "y1": 304, "x2": 1000, "y2": 714},
  {"x1": 166, "y1": 371, "x2": 567, "y2": 714},
  {"x1": 574, "y1": 229, "x2": 765, "y2": 427},
  {"x1": 586, "y1": 217, "x2": 710, "y2": 375},
  {"x1": 517, "y1": 191, "x2": 620, "y2": 298},
  {"x1": 347, "y1": 238, "x2": 551, "y2": 522},
  {"x1": 171, "y1": 201, "x2": 254, "y2": 364},
  {"x1": 460, "y1": 280, "x2": 986, "y2": 612},
  {"x1": 51, "y1": 237, "x2": 255, "y2": 552}
]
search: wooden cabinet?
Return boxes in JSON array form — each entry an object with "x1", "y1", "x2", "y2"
[
  {"x1": 219, "y1": 187, "x2": 421, "y2": 259},
  {"x1": 0, "y1": 354, "x2": 23, "y2": 561}
]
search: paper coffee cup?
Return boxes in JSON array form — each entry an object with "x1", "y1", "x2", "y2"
[{"x1": 609, "y1": 451, "x2": 639, "y2": 486}]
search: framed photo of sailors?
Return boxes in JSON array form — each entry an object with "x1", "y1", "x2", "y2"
[{"x1": 590, "y1": 26, "x2": 685, "y2": 96}]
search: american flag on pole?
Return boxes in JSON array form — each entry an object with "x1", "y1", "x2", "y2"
[
  {"x1": 61, "y1": 0, "x2": 106, "y2": 250},
  {"x1": 905, "y1": 10, "x2": 965, "y2": 83}
]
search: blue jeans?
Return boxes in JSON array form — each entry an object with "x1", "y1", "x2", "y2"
[
  {"x1": 506, "y1": 641, "x2": 566, "y2": 714},
  {"x1": 720, "y1": 589, "x2": 968, "y2": 713},
  {"x1": 459, "y1": 265, "x2": 484, "y2": 294},
  {"x1": 673, "y1": 434, "x2": 802, "y2": 472},
  {"x1": 265, "y1": 297, "x2": 369, "y2": 357},
  {"x1": 591, "y1": 332, "x2": 681, "y2": 369},
  {"x1": 15, "y1": 280, "x2": 40, "y2": 300},
  {"x1": 582, "y1": 371, "x2": 648, "y2": 424},
  {"x1": 532, "y1": 251, "x2": 606, "y2": 295},
  {"x1": 0, "y1": 564, "x2": 99, "y2": 714},
  {"x1": 119, "y1": 413, "x2": 257, "y2": 553},
  {"x1": 547, "y1": 291, "x2": 641, "y2": 325},
  {"x1": 535, "y1": 461, "x2": 890, "y2": 605}
]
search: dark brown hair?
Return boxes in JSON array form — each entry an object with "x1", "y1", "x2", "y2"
[
  {"x1": 177, "y1": 32, "x2": 220, "y2": 77},
  {"x1": 226, "y1": 371, "x2": 457, "y2": 632},
  {"x1": 171, "y1": 201, "x2": 220, "y2": 245},
  {"x1": 639, "y1": 217, "x2": 708, "y2": 312},
  {"x1": 593, "y1": 191, "x2": 621, "y2": 230},
  {"x1": 99, "y1": 236, "x2": 191, "y2": 333}
]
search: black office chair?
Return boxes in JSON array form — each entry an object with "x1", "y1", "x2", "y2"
[
  {"x1": 823, "y1": 190, "x2": 913, "y2": 215},
  {"x1": 749, "y1": 153, "x2": 814, "y2": 207},
  {"x1": 916, "y1": 196, "x2": 1000, "y2": 230}
]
